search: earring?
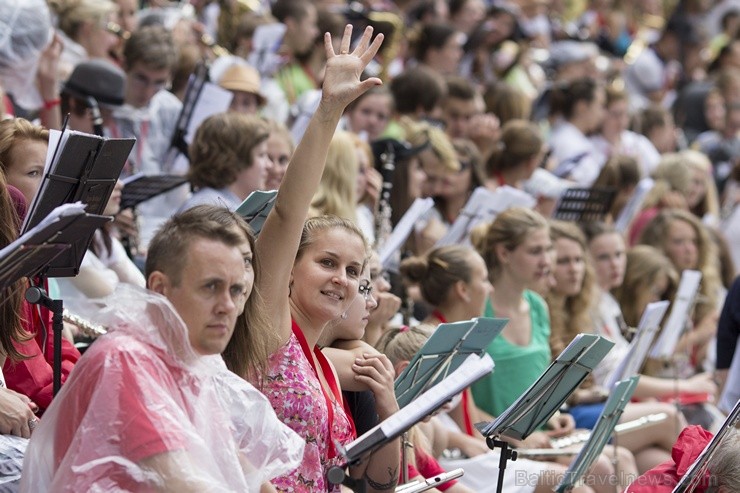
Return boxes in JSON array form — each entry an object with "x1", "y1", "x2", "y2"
[{"x1": 341, "y1": 312, "x2": 348, "y2": 320}]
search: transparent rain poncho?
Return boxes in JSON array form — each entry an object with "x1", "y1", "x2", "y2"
[
  {"x1": 0, "y1": 0, "x2": 52, "y2": 110},
  {"x1": 20, "y1": 284, "x2": 304, "y2": 492}
]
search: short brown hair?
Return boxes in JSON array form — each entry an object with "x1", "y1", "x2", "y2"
[
  {"x1": 146, "y1": 205, "x2": 251, "y2": 285},
  {"x1": 400, "y1": 245, "x2": 476, "y2": 306},
  {"x1": 187, "y1": 113, "x2": 269, "y2": 189},
  {"x1": 123, "y1": 25, "x2": 177, "y2": 70}
]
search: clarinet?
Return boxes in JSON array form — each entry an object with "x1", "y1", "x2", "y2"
[{"x1": 374, "y1": 141, "x2": 396, "y2": 252}]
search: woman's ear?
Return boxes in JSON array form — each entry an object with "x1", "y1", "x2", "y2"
[
  {"x1": 453, "y1": 280, "x2": 470, "y2": 303},
  {"x1": 393, "y1": 360, "x2": 410, "y2": 378},
  {"x1": 495, "y1": 243, "x2": 509, "y2": 265}
]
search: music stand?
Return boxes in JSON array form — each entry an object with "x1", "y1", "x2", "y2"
[
  {"x1": 120, "y1": 173, "x2": 189, "y2": 210},
  {"x1": 329, "y1": 354, "x2": 494, "y2": 493},
  {"x1": 604, "y1": 301, "x2": 670, "y2": 389},
  {"x1": 555, "y1": 376, "x2": 640, "y2": 492},
  {"x1": 235, "y1": 190, "x2": 278, "y2": 235},
  {"x1": 394, "y1": 317, "x2": 507, "y2": 408},
  {"x1": 672, "y1": 398, "x2": 740, "y2": 493},
  {"x1": 553, "y1": 187, "x2": 616, "y2": 222},
  {"x1": 1, "y1": 204, "x2": 111, "y2": 394},
  {"x1": 476, "y1": 334, "x2": 615, "y2": 493}
]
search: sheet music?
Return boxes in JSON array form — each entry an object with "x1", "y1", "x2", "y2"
[
  {"x1": 615, "y1": 178, "x2": 654, "y2": 233},
  {"x1": 247, "y1": 23, "x2": 287, "y2": 76},
  {"x1": 184, "y1": 82, "x2": 233, "y2": 145},
  {"x1": 3, "y1": 203, "x2": 87, "y2": 261},
  {"x1": 435, "y1": 186, "x2": 535, "y2": 248},
  {"x1": 342, "y1": 354, "x2": 493, "y2": 460},
  {"x1": 650, "y1": 270, "x2": 702, "y2": 359},
  {"x1": 604, "y1": 301, "x2": 670, "y2": 389},
  {"x1": 719, "y1": 336, "x2": 740, "y2": 414},
  {"x1": 379, "y1": 198, "x2": 434, "y2": 268}
]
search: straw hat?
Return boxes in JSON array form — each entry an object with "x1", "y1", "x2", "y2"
[{"x1": 218, "y1": 64, "x2": 266, "y2": 104}]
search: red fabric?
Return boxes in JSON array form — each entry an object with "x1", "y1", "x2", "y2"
[
  {"x1": 2, "y1": 94, "x2": 13, "y2": 116},
  {"x1": 404, "y1": 448, "x2": 458, "y2": 491},
  {"x1": 626, "y1": 425, "x2": 713, "y2": 492},
  {"x1": 628, "y1": 207, "x2": 660, "y2": 246},
  {"x1": 2, "y1": 287, "x2": 81, "y2": 411}
]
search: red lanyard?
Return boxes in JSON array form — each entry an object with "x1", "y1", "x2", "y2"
[
  {"x1": 292, "y1": 320, "x2": 354, "y2": 458},
  {"x1": 431, "y1": 310, "x2": 475, "y2": 435},
  {"x1": 431, "y1": 310, "x2": 448, "y2": 324}
]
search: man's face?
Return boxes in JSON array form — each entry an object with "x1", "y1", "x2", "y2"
[
  {"x1": 124, "y1": 62, "x2": 171, "y2": 108},
  {"x1": 286, "y1": 5, "x2": 319, "y2": 57},
  {"x1": 154, "y1": 237, "x2": 251, "y2": 355},
  {"x1": 443, "y1": 97, "x2": 478, "y2": 139}
]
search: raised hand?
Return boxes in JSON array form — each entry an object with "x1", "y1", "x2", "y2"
[{"x1": 320, "y1": 25, "x2": 384, "y2": 112}]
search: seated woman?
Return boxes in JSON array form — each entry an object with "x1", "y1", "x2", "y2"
[
  {"x1": 0, "y1": 175, "x2": 39, "y2": 488},
  {"x1": 0, "y1": 119, "x2": 80, "y2": 412},
  {"x1": 545, "y1": 221, "x2": 688, "y2": 473},
  {"x1": 470, "y1": 207, "x2": 637, "y2": 491},
  {"x1": 638, "y1": 208, "x2": 724, "y2": 375},
  {"x1": 222, "y1": 26, "x2": 400, "y2": 492},
  {"x1": 180, "y1": 112, "x2": 271, "y2": 211}
]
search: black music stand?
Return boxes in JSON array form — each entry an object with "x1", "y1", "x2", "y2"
[
  {"x1": 120, "y1": 173, "x2": 189, "y2": 210},
  {"x1": 476, "y1": 334, "x2": 615, "y2": 493},
  {"x1": 553, "y1": 187, "x2": 616, "y2": 222},
  {"x1": 166, "y1": 61, "x2": 209, "y2": 166},
  {"x1": 329, "y1": 354, "x2": 494, "y2": 493},
  {"x1": 672, "y1": 399, "x2": 740, "y2": 493},
  {"x1": 1, "y1": 205, "x2": 111, "y2": 394}
]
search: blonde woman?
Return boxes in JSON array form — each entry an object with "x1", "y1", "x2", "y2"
[
  {"x1": 682, "y1": 149, "x2": 721, "y2": 224},
  {"x1": 0, "y1": 118, "x2": 49, "y2": 206},
  {"x1": 309, "y1": 130, "x2": 359, "y2": 222},
  {"x1": 639, "y1": 209, "x2": 724, "y2": 372},
  {"x1": 49, "y1": 0, "x2": 120, "y2": 78}
]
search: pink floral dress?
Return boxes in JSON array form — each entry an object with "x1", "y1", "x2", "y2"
[{"x1": 260, "y1": 322, "x2": 355, "y2": 492}]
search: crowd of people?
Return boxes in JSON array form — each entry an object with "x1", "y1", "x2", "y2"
[{"x1": 1, "y1": 0, "x2": 739, "y2": 491}]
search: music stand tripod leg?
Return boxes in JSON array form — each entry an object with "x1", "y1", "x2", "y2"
[
  {"x1": 25, "y1": 285, "x2": 64, "y2": 395},
  {"x1": 487, "y1": 436, "x2": 518, "y2": 493}
]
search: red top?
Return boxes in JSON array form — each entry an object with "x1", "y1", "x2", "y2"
[
  {"x1": 2, "y1": 282, "x2": 80, "y2": 411},
  {"x1": 626, "y1": 425, "x2": 713, "y2": 492}
]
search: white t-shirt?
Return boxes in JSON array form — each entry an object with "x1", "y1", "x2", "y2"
[{"x1": 549, "y1": 120, "x2": 605, "y2": 186}]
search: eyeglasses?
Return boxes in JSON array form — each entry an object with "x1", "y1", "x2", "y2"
[{"x1": 359, "y1": 281, "x2": 374, "y2": 301}]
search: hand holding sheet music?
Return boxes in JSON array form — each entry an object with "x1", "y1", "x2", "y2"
[{"x1": 339, "y1": 353, "x2": 494, "y2": 463}]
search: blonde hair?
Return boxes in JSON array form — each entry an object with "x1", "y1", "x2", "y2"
[
  {"x1": 0, "y1": 118, "x2": 49, "y2": 175},
  {"x1": 473, "y1": 207, "x2": 549, "y2": 281},
  {"x1": 309, "y1": 131, "x2": 359, "y2": 222},
  {"x1": 400, "y1": 245, "x2": 477, "y2": 307},
  {"x1": 638, "y1": 209, "x2": 720, "y2": 323},
  {"x1": 375, "y1": 325, "x2": 434, "y2": 367},
  {"x1": 546, "y1": 221, "x2": 597, "y2": 355},
  {"x1": 642, "y1": 153, "x2": 691, "y2": 209},
  {"x1": 296, "y1": 215, "x2": 369, "y2": 264},
  {"x1": 681, "y1": 149, "x2": 720, "y2": 219},
  {"x1": 613, "y1": 245, "x2": 678, "y2": 327},
  {"x1": 403, "y1": 118, "x2": 459, "y2": 173},
  {"x1": 49, "y1": 0, "x2": 117, "y2": 40}
]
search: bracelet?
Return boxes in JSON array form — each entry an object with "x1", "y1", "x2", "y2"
[{"x1": 42, "y1": 98, "x2": 61, "y2": 110}]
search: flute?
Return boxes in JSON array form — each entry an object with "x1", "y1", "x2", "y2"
[
  {"x1": 518, "y1": 413, "x2": 669, "y2": 458},
  {"x1": 63, "y1": 309, "x2": 107, "y2": 339},
  {"x1": 396, "y1": 469, "x2": 464, "y2": 493}
]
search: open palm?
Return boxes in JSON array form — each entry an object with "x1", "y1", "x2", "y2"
[{"x1": 321, "y1": 25, "x2": 384, "y2": 110}]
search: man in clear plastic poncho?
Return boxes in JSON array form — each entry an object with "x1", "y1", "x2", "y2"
[{"x1": 20, "y1": 206, "x2": 304, "y2": 492}]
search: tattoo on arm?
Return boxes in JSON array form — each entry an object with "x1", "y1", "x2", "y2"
[{"x1": 364, "y1": 466, "x2": 399, "y2": 491}]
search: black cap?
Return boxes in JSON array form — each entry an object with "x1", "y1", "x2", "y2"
[
  {"x1": 62, "y1": 59, "x2": 126, "y2": 108},
  {"x1": 370, "y1": 138, "x2": 430, "y2": 171}
]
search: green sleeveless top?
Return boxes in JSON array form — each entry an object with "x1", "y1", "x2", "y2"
[{"x1": 470, "y1": 290, "x2": 552, "y2": 417}]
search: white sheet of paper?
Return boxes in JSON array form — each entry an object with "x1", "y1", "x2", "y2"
[
  {"x1": 184, "y1": 82, "x2": 233, "y2": 144},
  {"x1": 379, "y1": 197, "x2": 434, "y2": 268},
  {"x1": 650, "y1": 270, "x2": 703, "y2": 359},
  {"x1": 1, "y1": 203, "x2": 86, "y2": 261},
  {"x1": 615, "y1": 178, "x2": 654, "y2": 233},
  {"x1": 605, "y1": 300, "x2": 670, "y2": 388},
  {"x1": 248, "y1": 23, "x2": 287, "y2": 76},
  {"x1": 435, "y1": 186, "x2": 535, "y2": 248},
  {"x1": 379, "y1": 353, "x2": 493, "y2": 437},
  {"x1": 719, "y1": 336, "x2": 740, "y2": 414}
]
